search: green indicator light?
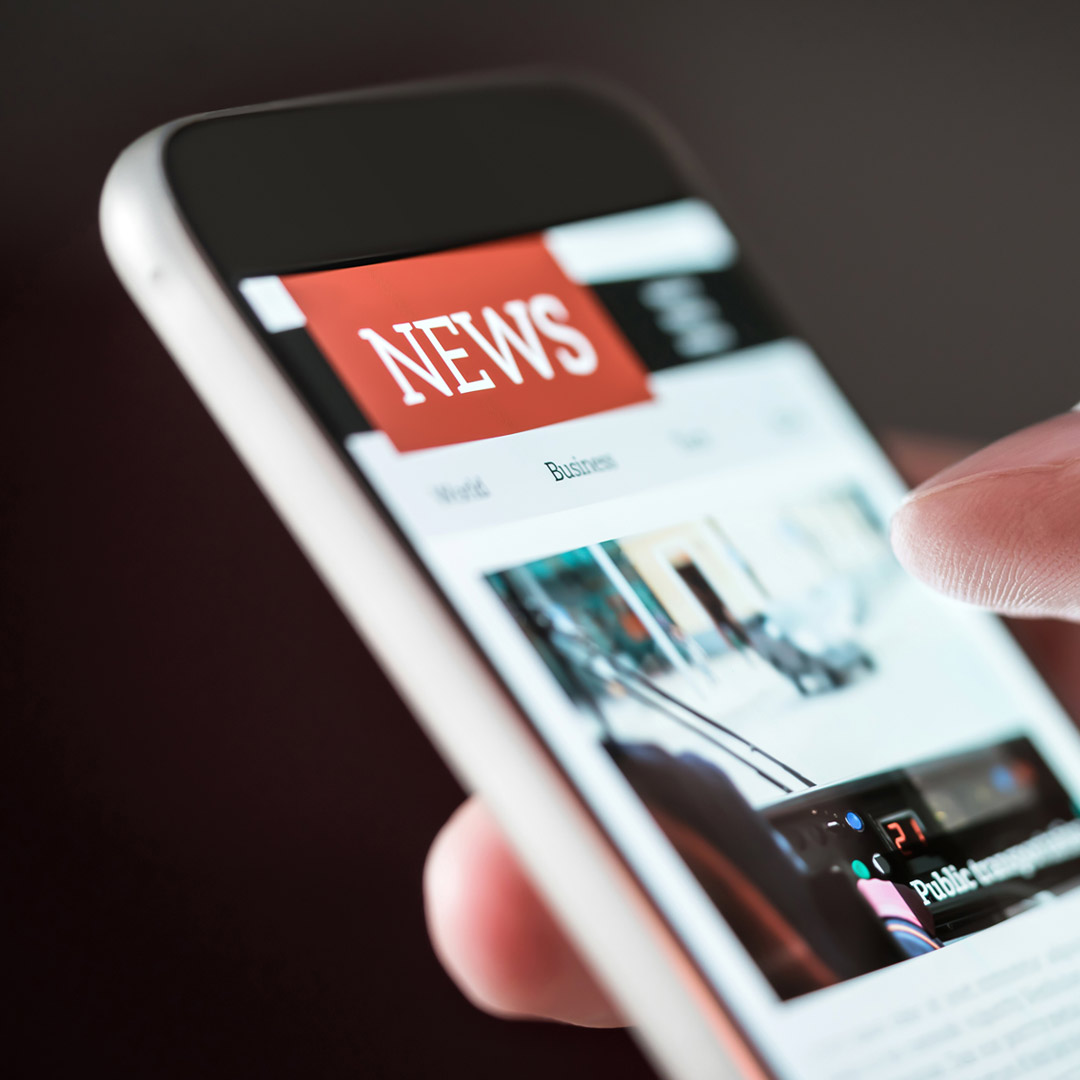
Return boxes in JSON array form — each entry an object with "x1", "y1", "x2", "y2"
[{"x1": 851, "y1": 859, "x2": 871, "y2": 880}]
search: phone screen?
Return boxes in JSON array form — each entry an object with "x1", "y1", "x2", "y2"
[{"x1": 237, "y1": 199, "x2": 1080, "y2": 1078}]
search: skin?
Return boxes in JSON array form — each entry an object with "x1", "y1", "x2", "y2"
[{"x1": 424, "y1": 417, "x2": 1080, "y2": 1026}]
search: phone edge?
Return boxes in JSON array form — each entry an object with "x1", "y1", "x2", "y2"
[{"x1": 98, "y1": 102, "x2": 771, "y2": 1080}]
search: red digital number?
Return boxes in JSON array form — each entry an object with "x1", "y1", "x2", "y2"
[
  {"x1": 886, "y1": 821, "x2": 908, "y2": 853},
  {"x1": 881, "y1": 811, "x2": 928, "y2": 856}
]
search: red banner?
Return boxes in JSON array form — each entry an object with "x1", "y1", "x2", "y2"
[{"x1": 282, "y1": 235, "x2": 651, "y2": 452}]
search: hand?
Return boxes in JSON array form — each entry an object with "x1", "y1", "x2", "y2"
[{"x1": 424, "y1": 415, "x2": 1080, "y2": 1026}]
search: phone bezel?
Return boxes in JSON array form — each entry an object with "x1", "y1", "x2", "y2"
[{"x1": 163, "y1": 74, "x2": 691, "y2": 278}]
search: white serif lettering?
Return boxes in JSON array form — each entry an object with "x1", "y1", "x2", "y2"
[{"x1": 358, "y1": 294, "x2": 597, "y2": 405}]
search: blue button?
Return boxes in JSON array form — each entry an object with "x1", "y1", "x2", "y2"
[{"x1": 845, "y1": 811, "x2": 865, "y2": 832}]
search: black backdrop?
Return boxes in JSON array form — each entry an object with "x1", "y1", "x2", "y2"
[{"x1": 5, "y1": 3, "x2": 1080, "y2": 1077}]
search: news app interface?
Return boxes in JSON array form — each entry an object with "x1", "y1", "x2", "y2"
[{"x1": 240, "y1": 201, "x2": 1080, "y2": 1079}]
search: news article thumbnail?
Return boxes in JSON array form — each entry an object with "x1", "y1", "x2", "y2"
[{"x1": 486, "y1": 484, "x2": 1080, "y2": 1000}]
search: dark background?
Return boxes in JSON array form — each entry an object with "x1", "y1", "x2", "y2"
[{"x1": 5, "y1": 2, "x2": 1080, "y2": 1077}]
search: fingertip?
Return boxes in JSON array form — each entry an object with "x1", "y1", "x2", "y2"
[
  {"x1": 890, "y1": 484, "x2": 979, "y2": 602},
  {"x1": 891, "y1": 413, "x2": 1080, "y2": 619},
  {"x1": 424, "y1": 797, "x2": 621, "y2": 1028}
]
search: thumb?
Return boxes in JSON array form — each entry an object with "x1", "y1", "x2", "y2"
[{"x1": 891, "y1": 411, "x2": 1080, "y2": 621}]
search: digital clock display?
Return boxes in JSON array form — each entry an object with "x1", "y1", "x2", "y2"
[{"x1": 878, "y1": 810, "x2": 929, "y2": 857}]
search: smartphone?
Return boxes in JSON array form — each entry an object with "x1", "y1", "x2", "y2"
[{"x1": 101, "y1": 75, "x2": 1080, "y2": 1080}]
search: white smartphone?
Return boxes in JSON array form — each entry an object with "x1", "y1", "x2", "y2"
[{"x1": 101, "y1": 75, "x2": 1080, "y2": 1080}]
